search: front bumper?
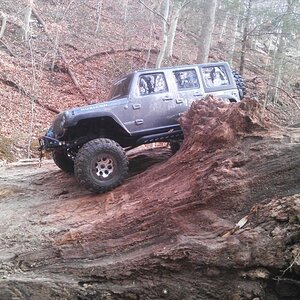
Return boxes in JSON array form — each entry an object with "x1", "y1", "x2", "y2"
[
  {"x1": 38, "y1": 135, "x2": 62, "y2": 151},
  {"x1": 38, "y1": 127, "x2": 64, "y2": 151}
]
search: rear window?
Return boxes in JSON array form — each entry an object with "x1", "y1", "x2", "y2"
[
  {"x1": 173, "y1": 69, "x2": 200, "y2": 90},
  {"x1": 201, "y1": 66, "x2": 229, "y2": 88}
]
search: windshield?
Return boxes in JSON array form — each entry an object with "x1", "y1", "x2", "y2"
[{"x1": 109, "y1": 74, "x2": 133, "y2": 100}]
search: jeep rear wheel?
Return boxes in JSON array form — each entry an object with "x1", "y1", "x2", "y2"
[
  {"x1": 232, "y1": 70, "x2": 246, "y2": 99},
  {"x1": 170, "y1": 141, "x2": 181, "y2": 154},
  {"x1": 74, "y1": 138, "x2": 129, "y2": 193},
  {"x1": 52, "y1": 149, "x2": 74, "y2": 173}
]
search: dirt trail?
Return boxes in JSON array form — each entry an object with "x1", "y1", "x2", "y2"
[{"x1": 0, "y1": 149, "x2": 171, "y2": 282}]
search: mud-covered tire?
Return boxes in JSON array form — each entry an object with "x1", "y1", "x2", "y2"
[
  {"x1": 170, "y1": 141, "x2": 181, "y2": 155},
  {"x1": 232, "y1": 70, "x2": 246, "y2": 99},
  {"x1": 52, "y1": 149, "x2": 74, "y2": 173},
  {"x1": 74, "y1": 138, "x2": 129, "y2": 193}
]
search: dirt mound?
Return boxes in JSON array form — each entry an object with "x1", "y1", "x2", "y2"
[{"x1": 181, "y1": 96, "x2": 274, "y2": 152}]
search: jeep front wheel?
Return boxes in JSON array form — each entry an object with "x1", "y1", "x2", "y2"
[{"x1": 74, "y1": 138, "x2": 129, "y2": 193}]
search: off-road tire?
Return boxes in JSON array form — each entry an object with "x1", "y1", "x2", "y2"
[
  {"x1": 52, "y1": 149, "x2": 74, "y2": 173},
  {"x1": 232, "y1": 70, "x2": 246, "y2": 99},
  {"x1": 170, "y1": 141, "x2": 181, "y2": 154},
  {"x1": 74, "y1": 138, "x2": 129, "y2": 193}
]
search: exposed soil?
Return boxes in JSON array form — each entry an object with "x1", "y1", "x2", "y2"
[{"x1": 0, "y1": 98, "x2": 299, "y2": 299}]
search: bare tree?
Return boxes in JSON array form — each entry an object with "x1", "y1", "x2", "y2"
[
  {"x1": 0, "y1": 11, "x2": 7, "y2": 39},
  {"x1": 23, "y1": 0, "x2": 33, "y2": 42},
  {"x1": 156, "y1": 0, "x2": 170, "y2": 67},
  {"x1": 145, "y1": 3, "x2": 156, "y2": 68},
  {"x1": 267, "y1": 0, "x2": 296, "y2": 103},
  {"x1": 239, "y1": 0, "x2": 253, "y2": 75},
  {"x1": 27, "y1": 37, "x2": 37, "y2": 158},
  {"x1": 226, "y1": 0, "x2": 242, "y2": 64},
  {"x1": 196, "y1": 0, "x2": 217, "y2": 63},
  {"x1": 165, "y1": 0, "x2": 187, "y2": 59},
  {"x1": 123, "y1": 0, "x2": 129, "y2": 22},
  {"x1": 95, "y1": 0, "x2": 103, "y2": 33},
  {"x1": 218, "y1": 12, "x2": 230, "y2": 42},
  {"x1": 137, "y1": 0, "x2": 189, "y2": 66}
]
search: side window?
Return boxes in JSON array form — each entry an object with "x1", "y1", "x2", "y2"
[
  {"x1": 173, "y1": 69, "x2": 200, "y2": 90},
  {"x1": 201, "y1": 66, "x2": 229, "y2": 88},
  {"x1": 139, "y1": 73, "x2": 168, "y2": 96}
]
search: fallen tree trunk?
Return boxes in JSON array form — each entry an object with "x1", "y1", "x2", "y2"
[{"x1": 0, "y1": 97, "x2": 299, "y2": 299}]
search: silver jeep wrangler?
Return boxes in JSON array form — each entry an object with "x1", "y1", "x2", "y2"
[{"x1": 40, "y1": 62, "x2": 245, "y2": 193}]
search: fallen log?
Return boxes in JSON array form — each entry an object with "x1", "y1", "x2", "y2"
[{"x1": 0, "y1": 97, "x2": 299, "y2": 299}]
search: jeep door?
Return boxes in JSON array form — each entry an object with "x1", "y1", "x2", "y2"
[
  {"x1": 127, "y1": 71, "x2": 178, "y2": 134},
  {"x1": 172, "y1": 67, "x2": 205, "y2": 110},
  {"x1": 199, "y1": 63, "x2": 240, "y2": 101}
]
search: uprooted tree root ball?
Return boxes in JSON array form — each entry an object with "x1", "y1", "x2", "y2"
[{"x1": 0, "y1": 97, "x2": 300, "y2": 299}]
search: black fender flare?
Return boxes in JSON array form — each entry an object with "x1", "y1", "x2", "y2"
[{"x1": 67, "y1": 112, "x2": 131, "y2": 135}]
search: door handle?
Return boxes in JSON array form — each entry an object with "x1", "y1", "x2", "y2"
[
  {"x1": 135, "y1": 119, "x2": 144, "y2": 125},
  {"x1": 162, "y1": 95, "x2": 173, "y2": 101},
  {"x1": 193, "y1": 92, "x2": 203, "y2": 97},
  {"x1": 132, "y1": 103, "x2": 141, "y2": 110},
  {"x1": 176, "y1": 99, "x2": 183, "y2": 104}
]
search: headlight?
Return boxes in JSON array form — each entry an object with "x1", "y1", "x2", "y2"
[{"x1": 52, "y1": 112, "x2": 68, "y2": 138}]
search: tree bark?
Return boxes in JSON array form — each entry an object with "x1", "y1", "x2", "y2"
[
  {"x1": 145, "y1": 5, "x2": 155, "y2": 68},
  {"x1": 156, "y1": 0, "x2": 170, "y2": 68},
  {"x1": 196, "y1": 0, "x2": 217, "y2": 63},
  {"x1": 218, "y1": 12, "x2": 229, "y2": 42},
  {"x1": 123, "y1": 0, "x2": 129, "y2": 22},
  {"x1": 23, "y1": 0, "x2": 33, "y2": 41},
  {"x1": 0, "y1": 11, "x2": 7, "y2": 39},
  {"x1": 166, "y1": 0, "x2": 183, "y2": 59},
  {"x1": 267, "y1": 0, "x2": 294, "y2": 104},
  {"x1": 239, "y1": 0, "x2": 252, "y2": 75},
  {"x1": 0, "y1": 98, "x2": 300, "y2": 299},
  {"x1": 226, "y1": 0, "x2": 241, "y2": 64},
  {"x1": 95, "y1": 0, "x2": 103, "y2": 33}
]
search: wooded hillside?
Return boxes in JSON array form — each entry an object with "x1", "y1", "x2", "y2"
[{"x1": 0, "y1": 0, "x2": 299, "y2": 160}]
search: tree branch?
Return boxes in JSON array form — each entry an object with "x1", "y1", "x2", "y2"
[
  {"x1": 137, "y1": 0, "x2": 169, "y2": 26},
  {"x1": 0, "y1": 39, "x2": 15, "y2": 57},
  {"x1": 264, "y1": 80, "x2": 300, "y2": 110},
  {"x1": 74, "y1": 47, "x2": 162, "y2": 65},
  {"x1": 31, "y1": 7, "x2": 90, "y2": 104},
  {"x1": 0, "y1": 77, "x2": 59, "y2": 114}
]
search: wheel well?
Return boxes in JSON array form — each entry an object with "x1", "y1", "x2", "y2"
[{"x1": 67, "y1": 117, "x2": 130, "y2": 146}]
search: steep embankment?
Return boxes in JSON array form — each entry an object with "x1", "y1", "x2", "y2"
[{"x1": 0, "y1": 98, "x2": 299, "y2": 299}]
